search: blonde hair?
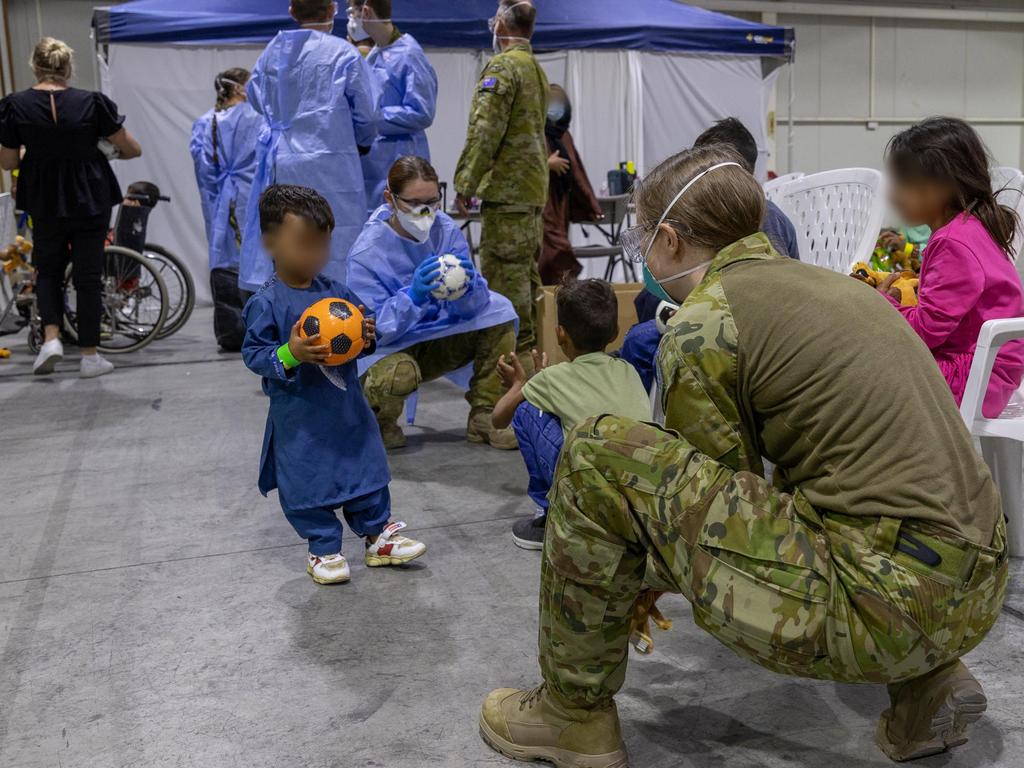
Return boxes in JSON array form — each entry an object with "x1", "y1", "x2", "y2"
[{"x1": 31, "y1": 37, "x2": 73, "y2": 83}]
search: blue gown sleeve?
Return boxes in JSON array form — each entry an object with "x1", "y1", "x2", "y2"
[
  {"x1": 189, "y1": 115, "x2": 217, "y2": 242},
  {"x1": 343, "y1": 52, "x2": 381, "y2": 148},
  {"x1": 242, "y1": 294, "x2": 295, "y2": 382},
  {"x1": 379, "y1": 49, "x2": 438, "y2": 137},
  {"x1": 346, "y1": 239, "x2": 426, "y2": 347}
]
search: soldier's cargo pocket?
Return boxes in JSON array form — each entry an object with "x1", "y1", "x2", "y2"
[
  {"x1": 546, "y1": 512, "x2": 628, "y2": 634},
  {"x1": 683, "y1": 481, "x2": 831, "y2": 668}
]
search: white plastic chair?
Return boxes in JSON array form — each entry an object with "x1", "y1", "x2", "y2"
[
  {"x1": 960, "y1": 318, "x2": 1024, "y2": 556},
  {"x1": 774, "y1": 168, "x2": 886, "y2": 273},
  {"x1": 763, "y1": 172, "x2": 804, "y2": 204},
  {"x1": 991, "y1": 166, "x2": 1024, "y2": 276}
]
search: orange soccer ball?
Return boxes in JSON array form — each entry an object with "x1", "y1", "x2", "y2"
[{"x1": 298, "y1": 298, "x2": 365, "y2": 366}]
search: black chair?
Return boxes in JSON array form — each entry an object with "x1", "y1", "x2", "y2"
[{"x1": 572, "y1": 194, "x2": 637, "y2": 282}]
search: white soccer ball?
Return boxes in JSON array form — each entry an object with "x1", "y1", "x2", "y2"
[{"x1": 431, "y1": 253, "x2": 470, "y2": 301}]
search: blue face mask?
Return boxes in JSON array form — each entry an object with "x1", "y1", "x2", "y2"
[{"x1": 547, "y1": 102, "x2": 566, "y2": 123}]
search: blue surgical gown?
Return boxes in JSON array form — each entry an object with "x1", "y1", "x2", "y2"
[
  {"x1": 241, "y1": 275, "x2": 390, "y2": 511},
  {"x1": 360, "y1": 34, "x2": 438, "y2": 211},
  {"x1": 189, "y1": 102, "x2": 261, "y2": 271},
  {"x1": 240, "y1": 30, "x2": 381, "y2": 292},
  {"x1": 346, "y1": 205, "x2": 518, "y2": 374}
]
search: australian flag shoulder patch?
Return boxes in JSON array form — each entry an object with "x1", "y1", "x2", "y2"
[{"x1": 480, "y1": 76, "x2": 498, "y2": 91}]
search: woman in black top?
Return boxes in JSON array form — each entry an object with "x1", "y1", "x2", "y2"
[{"x1": 0, "y1": 37, "x2": 141, "y2": 378}]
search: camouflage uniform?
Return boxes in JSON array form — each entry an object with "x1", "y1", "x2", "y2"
[
  {"x1": 362, "y1": 322, "x2": 515, "y2": 423},
  {"x1": 454, "y1": 42, "x2": 549, "y2": 353},
  {"x1": 538, "y1": 234, "x2": 1008, "y2": 709}
]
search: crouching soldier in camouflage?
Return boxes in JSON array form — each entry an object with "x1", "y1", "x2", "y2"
[{"x1": 479, "y1": 146, "x2": 1008, "y2": 767}]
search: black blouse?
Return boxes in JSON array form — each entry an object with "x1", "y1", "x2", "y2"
[{"x1": 0, "y1": 87, "x2": 125, "y2": 220}]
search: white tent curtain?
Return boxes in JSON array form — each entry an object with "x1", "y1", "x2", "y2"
[{"x1": 101, "y1": 43, "x2": 774, "y2": 301}]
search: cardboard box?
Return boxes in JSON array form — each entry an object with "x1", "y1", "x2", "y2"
[{"x1": 536, "y1": 282, "x2": 642, "y2": 365}]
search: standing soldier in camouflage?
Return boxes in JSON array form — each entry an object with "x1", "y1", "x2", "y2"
[
  {"x1": 454, "y1": 0, "x2": 548, "y2": 371},
  {"x1": 479, "y1": 146, "x2": 1008, "y2": 767}
]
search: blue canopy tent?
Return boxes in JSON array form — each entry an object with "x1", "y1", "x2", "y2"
[
  {"x1": 94, "y1": 0, "x2": 793, "y2": 58},
  {"x1": 93, "y1": 0, "x2": 794, "y2": 300}
]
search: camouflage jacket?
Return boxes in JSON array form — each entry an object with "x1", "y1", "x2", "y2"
[
  {"x1": 454, "y1": 42, "x2": 549, "y2": 207},
  {"x1": 656, "y1": 233, "x2": 783, "y2": 475}
]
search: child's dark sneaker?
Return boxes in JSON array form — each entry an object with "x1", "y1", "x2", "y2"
[
  {"x1": 307, "y1": 553, "x2": 351, "y2": 584},
  {"x1": 365, "y1": 522, "x2": 426, "y2": 566},
  {"x1": 512, "y1": 514, "x2": 546, "y2": 551}
]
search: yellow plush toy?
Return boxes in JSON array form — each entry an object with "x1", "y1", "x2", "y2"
[{"x1": 851, "y1": 261, "x2": 919, "y2": 307}]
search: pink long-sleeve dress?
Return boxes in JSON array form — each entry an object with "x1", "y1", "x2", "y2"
[{"x1": 886, "y1": 213, "x2": 1024, "y2": 418}]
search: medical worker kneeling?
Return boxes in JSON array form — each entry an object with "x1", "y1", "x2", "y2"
[
  {"x1": 348, "y1": 157, "x2": 518, "y2": 450},
  {"x1": 479, "y1": 145, "x2": 1008, "y2": 767}
]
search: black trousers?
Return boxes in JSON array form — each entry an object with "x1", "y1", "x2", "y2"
[
  {"x1": 210, "y1": 267, "x2": 247, "y2": 352},
  {"x1": 33, "y1": 213, "x2": 111, "y2": 348}
]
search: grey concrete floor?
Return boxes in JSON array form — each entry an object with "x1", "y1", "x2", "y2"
[{"x1": 1, "y1": 308, "x2": 1023, "y2": 768}]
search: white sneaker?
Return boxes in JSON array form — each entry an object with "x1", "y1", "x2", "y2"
[
  {"x1": 32, "y1": 338, "x2": 63, "y2": 375},
  {"x1": 307, "y1": 553, "x2": 351, "y2": 585},
  {"x1": 80, "y1": 354, "x2": 114, "y2": 379},
  {"x1": 365, "y1": 521, "x2": 427, "y2": 567}
]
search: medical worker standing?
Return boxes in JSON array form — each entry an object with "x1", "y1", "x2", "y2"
[
  {"x1": 240, "y1": 0, "x2": 380, "y2": 292},
  {"x1": 347, "y1": 0, "x2": 438, "y2": 212},
  {"x1": 190, "y1": 68, "x2": 262, "y2": 351},
  {"x1": 349, "y1": 157, "x2": 518, "y2": 451}
]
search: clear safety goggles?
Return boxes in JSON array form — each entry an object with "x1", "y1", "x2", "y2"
[
  {"x1": 620, "y1": 220, "x2": 690, "y2": 264},
  {"x1": 489, "y1": 1, "x2": 532, "y2": 31},
  {"x1": 394, "y1": 193, "x2": 442, "y2": 217}
]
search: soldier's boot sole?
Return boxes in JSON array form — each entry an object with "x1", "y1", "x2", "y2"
[
  {"x1": 478, "y1": 712, "x2": 629, "y2": 768},
  {"x1": 875, "y1": 668, "x2": 987, "y2": 761}
]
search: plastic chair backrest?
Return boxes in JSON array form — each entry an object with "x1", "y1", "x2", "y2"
[
  {"x1": 774, "y1": 168, "x2": 885, "y2": 273},
  {"x1": 991, "y1": 166, "x2": 1024, "y2": 267},
  {"x1": 764, "y1": 172, "x2": 805, "y2": 203},
  {"x1": 960, "y1": 317, "x2": 1024, "y2": 430}
]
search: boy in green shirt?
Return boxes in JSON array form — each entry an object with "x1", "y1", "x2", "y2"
[{"x1": 493, "y1": 278, "x2": 650, "y2": 549}]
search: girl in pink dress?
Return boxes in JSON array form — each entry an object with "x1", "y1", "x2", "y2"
[{"x1": 884, "y1": 117, "x2": 1024, "y2": 418}]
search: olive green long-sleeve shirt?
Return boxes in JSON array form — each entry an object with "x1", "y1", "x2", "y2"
[
  {"x1": 657, "y1": 233, "x2": 1000, "y2": 545},
  {"x1": 454, "y1": 42, "x2": 548, "y2": 207}
]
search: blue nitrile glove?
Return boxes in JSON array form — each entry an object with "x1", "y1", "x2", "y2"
[
  {"x1": 458, "y1": 257, "x2": 477, "y2": 293},
  {"x1": 408, "y1": 257, "x2": 442, "y2": 306}
]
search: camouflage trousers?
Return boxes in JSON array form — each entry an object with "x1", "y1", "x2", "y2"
[
  {"x1": 540, "y1": 417, "x2": 1008, "y2": 708},
  {"x1": 362, "y1": 322, "x2": 515, "y2": 423},
  {"x1": 479, "y1": 203, "x2": 543, "y2": 353}
]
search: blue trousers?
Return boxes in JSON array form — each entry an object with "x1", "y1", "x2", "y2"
[
  {"x1": 511, "y1": 401, "x2": 564, "y2": 513},
  {"x1": 619, "y1": 320, "x2": 661, "y2": 393},
  {"x1": 283, "y1": 486, "x2": 392, "y2": 556}
]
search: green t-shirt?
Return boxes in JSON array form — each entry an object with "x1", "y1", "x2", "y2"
[{"x1": 522, "y1": 352, "x2": 651, "y2": 437}]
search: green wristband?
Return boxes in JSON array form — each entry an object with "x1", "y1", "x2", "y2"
[{"x1": 277, "y1": 343, "x2": 300, "y2": 370}]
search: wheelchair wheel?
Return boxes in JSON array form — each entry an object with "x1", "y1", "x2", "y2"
[
  {"x1": 62, "y1": 245, "x2": 168, "y2": 354},
  {"x1": 144, "y1": 243, "x2": 196, "y2": 339}
]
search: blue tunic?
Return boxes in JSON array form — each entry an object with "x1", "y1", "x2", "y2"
[
  {"x1": 346, "y1": 205, "x2": 518, "y2": 374},
  {"x1": 360, "y1": 34, "x2": 438, "y2": 211},
  {"x1": 241, "y1": 275, "x2": 390, "y2": 511}
]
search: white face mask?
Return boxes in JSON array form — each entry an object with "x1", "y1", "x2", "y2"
[
  {"x1": 395, "y1": 207, "x2": 436, "y2": 244},
  {"x1": 347, "y1": 16, "x2": 367, "y2": 40}
]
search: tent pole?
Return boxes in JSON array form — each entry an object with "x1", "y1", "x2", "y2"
[
  {"x1": 786, "y1": 59, "x2": 794, "y2": 174},
  {"x1": 2, "y1": 0, "x2": 14, "y2": 93}
]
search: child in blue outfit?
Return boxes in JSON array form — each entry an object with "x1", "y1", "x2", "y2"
[{"x1": 242, "y1": 184, "x2": 426, "y2": 585}]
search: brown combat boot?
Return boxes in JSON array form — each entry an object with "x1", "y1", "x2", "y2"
[
  {"x1": 467, "y1": 408, "x2": 518, "y2": 450},
  {"x1": 875, "y1": 659, "x2": 987, "y2": 761},
  {"x1": 373, "y1": 396, "x2": 408, "y2": 451},
  {"x1": 479, "y1": 685, "x2": 628, "y2": 768}
]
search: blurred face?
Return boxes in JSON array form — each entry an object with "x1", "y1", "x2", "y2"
[
  {"x1": 263, "y1": 214, "x2": 332, "y2": 282},
  {"x1": 887, "y1": 170, "x2": 954, "y2": 227}
]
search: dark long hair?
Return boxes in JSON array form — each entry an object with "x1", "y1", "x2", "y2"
[
  {"x1": 886, "y1": 117, "x2": 1018, "y2": 255},
  {"x1": 211, "y1": 68, "x2": 250, "y2": 168}
]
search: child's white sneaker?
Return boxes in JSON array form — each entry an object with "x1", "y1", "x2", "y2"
[
  {"x1": 33, "y1": 338, "x2": 63, "y2": 375},
  {"x1": 307, "y1": 552, "x2": 351, "y2": 584},
  {"x1": 80, "y1": 354, "x2": 114, "y2": 379},
  {"x1": 365, "y1": 522, "x2": 426, "y2": 567}
]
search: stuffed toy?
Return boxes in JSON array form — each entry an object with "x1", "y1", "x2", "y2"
[
  {"x1": 873, "y1": 229, "x2": 922, "y2": 273},
  {"x1": 629, "y1": 590, "x2": 673, "y2": 655},
  {"x1": 851, "y1": 261, "x2": 920, "y2": 307}
]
